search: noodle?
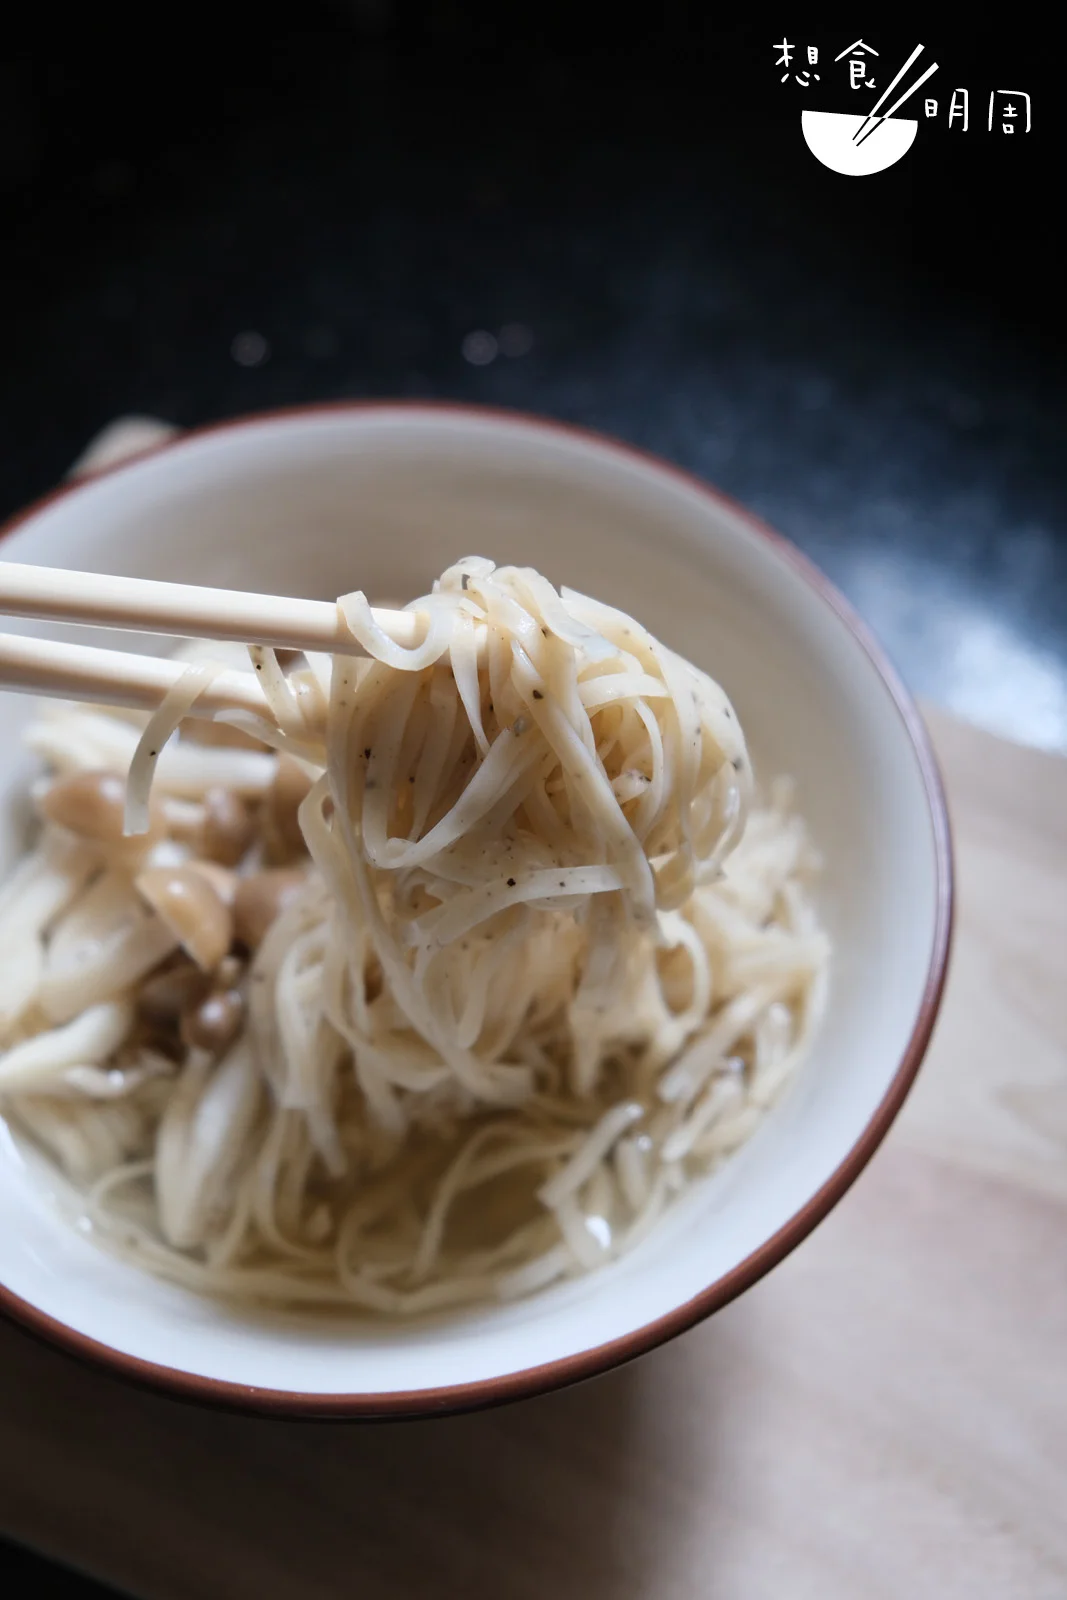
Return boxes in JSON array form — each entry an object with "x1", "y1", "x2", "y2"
[{"x1": 0, "y1": 559, "x2": 829, "y2": 1313}]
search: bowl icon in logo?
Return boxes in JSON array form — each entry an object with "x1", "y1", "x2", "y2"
[{"x1": 802, "y1": 110, "x2": 918, "y2": 175}]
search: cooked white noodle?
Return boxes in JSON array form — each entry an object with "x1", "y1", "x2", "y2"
[{"x1": 0, "y1": 560, "x2": 828, "y2": 1313}]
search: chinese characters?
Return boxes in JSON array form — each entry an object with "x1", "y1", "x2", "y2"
[
  {"x1": 921, "y1": 88, "x2": 1033, "y2": 131},
  {"x1": 775, "y1": 39, "x2": 821, "y2": 86},
  {"x1": 835, "y1": 40, "x2": 878, "y2": 89},
  {"x1": 773, "y1": 39, "x2": 1033, "y2": 138},
  {"x1": 988, "y1": 90, "x2": 1031, "y2": 132}
]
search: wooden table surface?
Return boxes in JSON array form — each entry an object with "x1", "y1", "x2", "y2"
[{"x1": 0, "y1": 701, "x2": 1063, "y2": 1599}]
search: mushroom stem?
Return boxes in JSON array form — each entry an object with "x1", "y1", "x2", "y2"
[
  {"x1": 0, "y1": 828, "x2": 98, "y2": 929},
  {"x1": 0, "y1": 831, "x2": 101, "y2": 1036},
  {"x1": 155, "y1": 1037, "x2": 262, "y2": 1249},
  {"x1": 25, "y1": 710, "x2": 277, "y2": 797},
  {"x1": 0, "y1": 999, "x2": 134, "y2": 1094},
  {"x1": 42, "y1": 918, "x2": 179, "y2": 1024}
]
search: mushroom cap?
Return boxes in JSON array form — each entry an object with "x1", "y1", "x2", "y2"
[
  {"x1": 39, "y1": 770, "x2": 162, "y2": 846},
  {"x1": 265, "y1": 755, "x2": 314, "y2": 861},
  {"x1": 200, "y1": 787, "x2": 255, "y2": 867},
  {"x1": 134, "y1": 866, "x2": 234, "y2": 971},
  {"x1": 233, "y1": 868, "x2": 307, "y2": 949},
  {"x1": 180, "y1": 988, "x2": 244, "y2": 1054},
  {"x1": 185, "y1": 859, "x2": 238, "y2": 905}
]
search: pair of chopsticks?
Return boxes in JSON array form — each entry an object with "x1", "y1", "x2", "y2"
[
  {"x1": 852, "y1": 44, "x2": 939, "y2": 149},
  {"x1": 0, "y1": 563, "x2": 422, "y2": 719}
]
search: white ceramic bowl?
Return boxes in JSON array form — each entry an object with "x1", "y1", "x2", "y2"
[{"x1": 0, "y1": 405, "x2": 952, "y2": 1416}]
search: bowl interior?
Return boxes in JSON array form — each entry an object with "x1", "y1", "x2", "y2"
[{"x1": 0, "y1": 409, "x2": 943, "y2": 1401}]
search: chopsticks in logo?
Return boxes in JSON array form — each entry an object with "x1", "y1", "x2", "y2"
[{"x1": 853, "y1": 44, "x2": 940, "y2": 147}]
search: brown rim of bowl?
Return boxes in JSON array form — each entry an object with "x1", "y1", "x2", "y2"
[{"x1": 0, "y1": 401, "x2": 955, "y2": 1420}]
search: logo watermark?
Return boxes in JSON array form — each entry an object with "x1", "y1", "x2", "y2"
[{"x1": 774, "y1": 38, "x2": 1033, "y2": 175}]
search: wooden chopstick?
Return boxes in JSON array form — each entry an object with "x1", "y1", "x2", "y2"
[
  {"x1": 0, "y1": 563, "x2": 423, "y2": 654},
  {"x1": 0, "y1": 631, "x2": 270, "y2": 719}
]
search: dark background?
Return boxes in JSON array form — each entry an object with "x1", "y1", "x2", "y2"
[{"x1": 0, "y1": 11, "x2": 1064, "y2": 1594}]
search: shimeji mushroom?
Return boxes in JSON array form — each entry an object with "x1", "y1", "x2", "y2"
[
  {"x1": 200, "y1": 789, "x2": 255, "y2": 865},
  {"x1": 161, "y1": 788, "x2": 255, "y2": 868},
  {"x1": 233, "y1": 869, "x2": 306, "y2": 949},
  {"x1": 137, "y1": 951, "x2": 244, "y2": 1026},
  {"x1": 154, "y1": 1036, "x2": 262, "y2": 1249},
  {"x1": 134, "y1": 866, "x2": 235, "y2": 973},
  {"x1": 263, "y1": 756, "x2": 314, "y2": 862},
  {"x1": 24, "y1": 707, "x2": 278, "y2": 798},
  {"x1": 0, "y1": 828, "x2": 99, "y2": 1039},
  {"x1": 37, "y1": 871, "x2": 180, "y2": 1025},
  {"x1": 37, "y1": 769, "x2": 164, "y2": 853},
  {"x1": 183, "y1": 860, "x2": 238, "y2": 905},
  {"x1": 0, "y1": 999, "x2": 134, "y2": 1095},
  {"x1": 180, "y1": 988, "x2": 244, "y2": 1055},
  {"x1": 137, "y1": 958, "x2": 213, "y2": 1022},
  {"x1": 59, "y1": 1051, "x2": 173, "y2": 1100}
]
